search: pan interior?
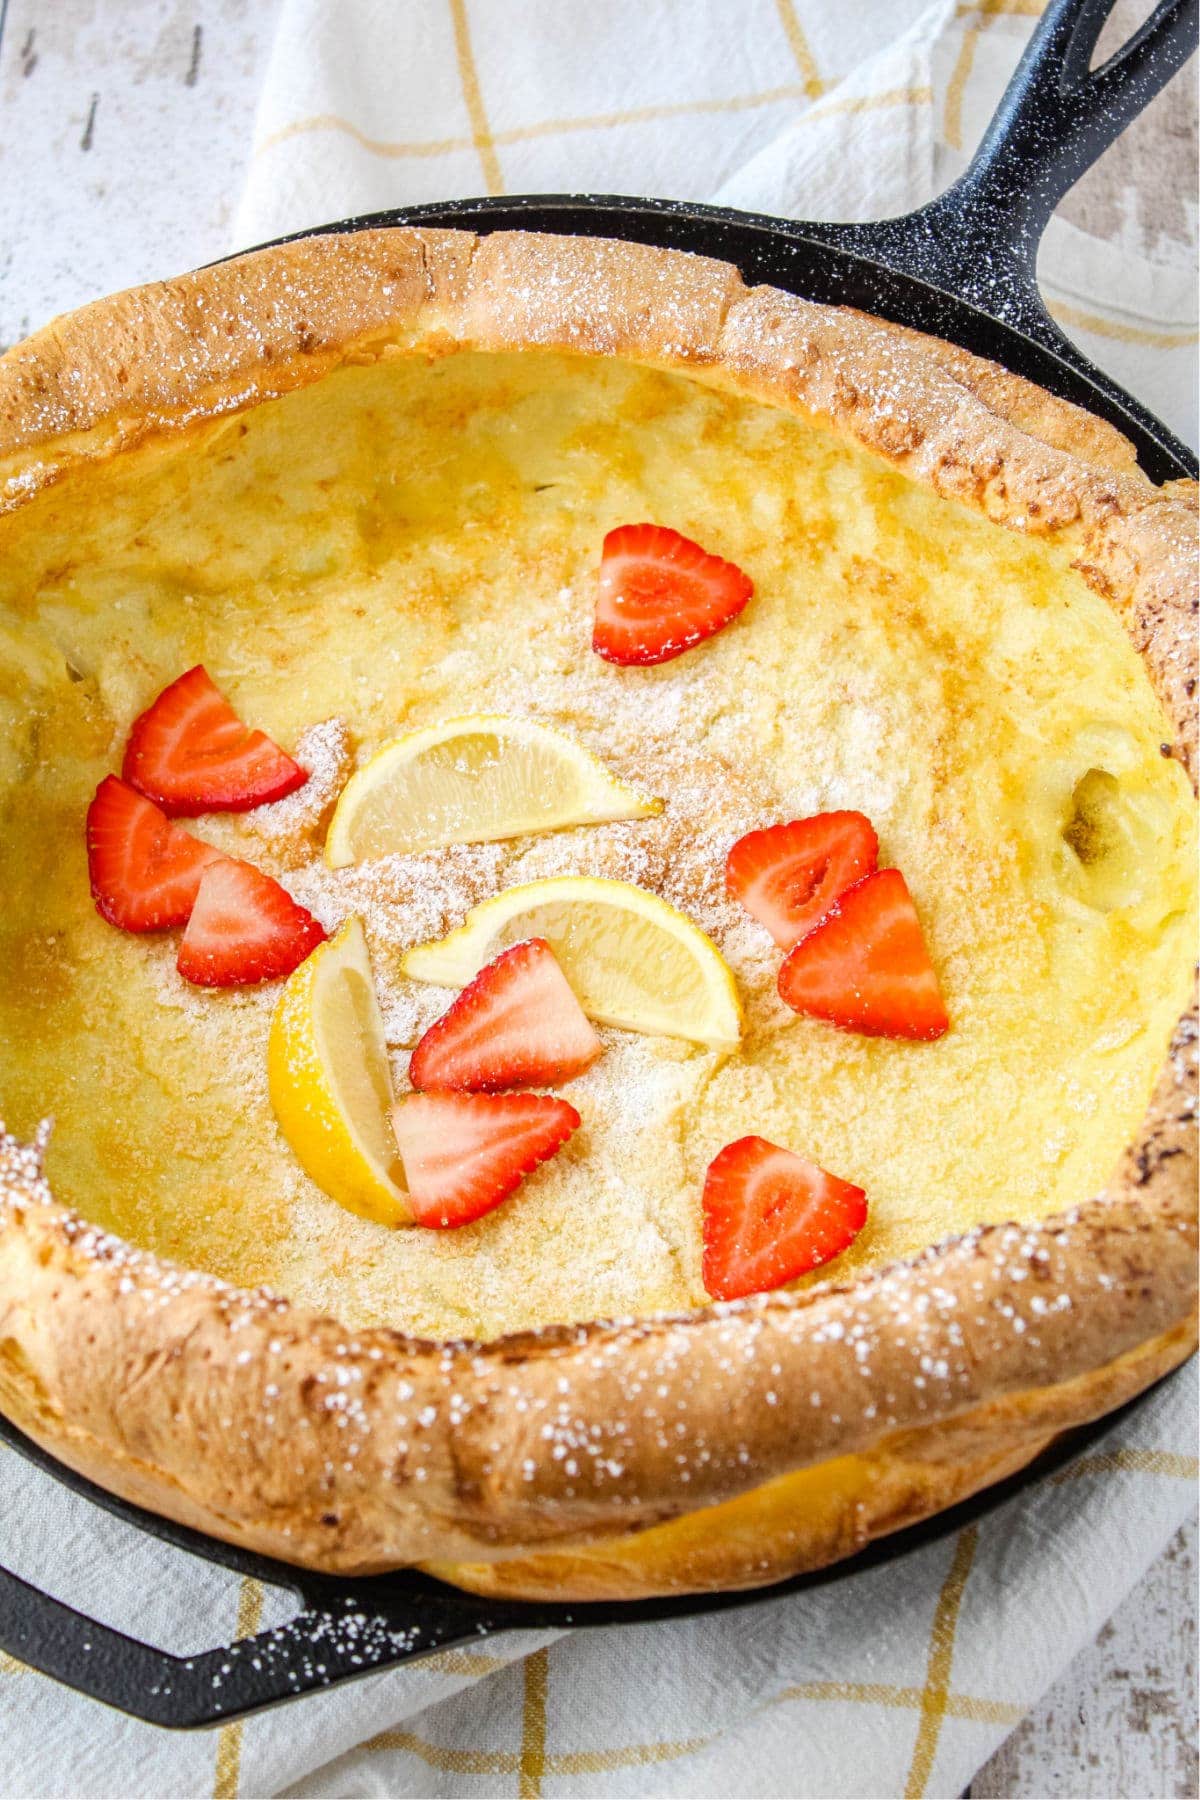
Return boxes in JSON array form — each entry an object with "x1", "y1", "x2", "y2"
[{"x1": 0, "y1": 348, "x2": 1194, "y2": 1337}]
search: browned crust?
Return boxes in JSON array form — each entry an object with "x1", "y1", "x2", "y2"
[
  {"x1": 428, "y1": 1319, "x2": 1197, "y2": 1602},
  {"x1": 0, "y1": 229, "x2": 1195, "y2": 1592}
]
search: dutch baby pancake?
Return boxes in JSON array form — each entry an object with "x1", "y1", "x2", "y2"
[{"x1": 0, "y1": 230, "x2": 1194, "y2": 1594}]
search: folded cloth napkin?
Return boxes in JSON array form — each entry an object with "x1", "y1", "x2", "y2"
[{"x1": 2, "y1": 4, "x2": 1195, "y2": 1797}]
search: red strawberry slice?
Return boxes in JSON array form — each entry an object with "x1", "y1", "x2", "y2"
[
  {"x1": 390, "y1": 1092, "x2": 581, "y2": 1228},
  {"x1": 777, "y1": 867, "x2": 949, "y2": 1040},
  {"x1": 176, "y1": 859, "x2": 326, "y2": 987},
  {"x1": 123, "y1": 665, "x2": 307, "y2": 816},
  {"x1": 701, "y1": 1135, "x2": 867, "y2": 1301},
  {"x1": 726, "y1": 811, "x2": 879, "y2": 949},
  {"x1": 409, "y1": 939, "x2": 601, "y2": 1093},
  {"x1": 86, "y1": 775, "x2": 226, "y2": 932},
  {"x1": 593, "y1": 523, "x2": 753, "y2": 666}
]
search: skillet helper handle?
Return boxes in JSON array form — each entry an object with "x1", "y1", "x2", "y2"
[
  {"x1": 0, "y1": 1559, "x2": 497, "y2": 1729},
  {"x1": 844, "y1": 0, "x2": 1198, "y2": 344}
]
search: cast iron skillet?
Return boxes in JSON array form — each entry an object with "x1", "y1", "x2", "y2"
[{"x1": 0, "y1": 0, "x2": 1194, "y2": 1728}]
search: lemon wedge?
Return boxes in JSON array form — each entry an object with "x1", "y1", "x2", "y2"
[
  {"x1": 268, "y1": 917, "x2": 412, "y2": 1226},
  {"x1": 402, "y1": 877, "x2": 742, "y2": 1048},
  {"x1": 325, "y1": 715, "x2": 661, "y2": 868}
]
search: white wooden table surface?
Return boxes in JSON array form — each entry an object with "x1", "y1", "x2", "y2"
[{"x1": 0, "y1": 4, "x2": 1195, "y2": 1796}]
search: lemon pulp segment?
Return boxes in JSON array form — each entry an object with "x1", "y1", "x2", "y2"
[
  {"x1": 403, "y1": 876, "x2": 744, "y2": 1049},
  {"x1": 325, "y1": 714, "x2": 661, "y2": 867},
  {"x1": 268, "y1": 918, "x2": 411, "y2": 1226}
]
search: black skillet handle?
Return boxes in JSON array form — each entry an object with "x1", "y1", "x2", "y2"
[
  {"x1": 0, "y1": 1558, "x2": 501, "y2": 1729},
  {"x1": 813, "y1": 0, "x2": 1197, "y2": 350}
]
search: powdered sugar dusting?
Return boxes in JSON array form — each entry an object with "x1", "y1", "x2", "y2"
[
  {"x1": 236, "y1": 718, "x2": 354, "y2": 866},
  {"x1": 203, "y1": 589, "x2": 812, "y2": 1050}
]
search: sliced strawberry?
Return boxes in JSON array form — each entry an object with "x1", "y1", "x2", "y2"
[
  {"x1": 410, "y1": 939, "x2": 601, "y2": 1093},
  {"x1": 777, "y1": 867, "x2": 949, "y2": 1040},
  {"x1": 123, "y1": 665, "x2": 307, "y2": 816},
  {"x1": 390, "y1": 1092, "x2": 580, "y2": 1229},
  {"x1": 726, "y1": 811, "x2": 879, "y2": 949},
  {"x1": 592, "y1": 523, "x2": 753, "y2": 666},
  {"x1": 702, "y1": 1135, "x2": 867, "y2": 1302},
  {"x1": 176, "y1": 859, "x2": 325, "y2": 987},
  {"x1": 86, "y1": 775, "x2": 225, "y2": 932}
]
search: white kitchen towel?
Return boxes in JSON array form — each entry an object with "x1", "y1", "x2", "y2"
[{"x1": 1, "y1": 4, "x2": 1195, "y2": 1798}]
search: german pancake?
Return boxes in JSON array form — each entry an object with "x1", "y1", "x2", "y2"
[{"x1": 0, "y1": 229, "x2": 1194, "y2": 1596}]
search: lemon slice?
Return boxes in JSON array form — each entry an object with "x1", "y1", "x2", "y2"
[
  {"x1": 402, "y1": 877, "x2": 742, "y2": 1048},
  {"x1": 268, "y1": 917, "x2": 412, "y2": 1226},
  {"x1": 325, "y1": 715, "x2": 661, "y2": 868}
]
